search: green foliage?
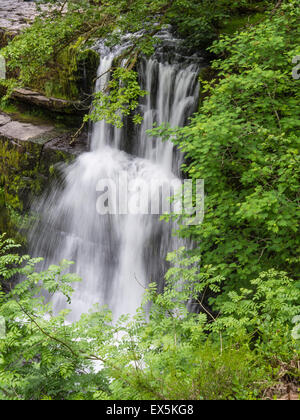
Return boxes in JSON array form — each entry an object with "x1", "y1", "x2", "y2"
[
  {"x1": 0, "y1": 235, "x2": 110, "y2": 400},
  {"x1": 213, "y1": 269, "x2": 300, "y2": 361},
  {"x1": 145, "y1": 6, "x2": 300, "y2": 398},
  {"x1": 0, "y1": 0, "x2": 299, "y2": 401},
  {"x1": 1, "y1": 0, "x2": 275, "y2": 123},
  {"x1": 88, "y1": 67, "x2": 147, "y2": 127},
  {"x1": 0, "y1": 136, "x2": 72, "y2": 241},
  {"x1": 153, "y1": 0, "x2": 300, "y2": 292},
  {"x1": 0, "y1": 238, "x2": 298, "y2": 400}
]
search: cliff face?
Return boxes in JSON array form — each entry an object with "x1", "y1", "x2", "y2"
[
  {"x1": 0, "y1": 0, "x2": 36, "y2": 47},
  {"x1": 0, "y1": 1, "x2": 91, "y2": 158},
  {"x1": 0, "y1": 109, "x2": 88, "y2": 241},
  {"x1": 0, "y1": 2, "x2": 95, "y2": 239}
]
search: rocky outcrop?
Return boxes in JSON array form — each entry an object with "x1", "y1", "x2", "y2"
[
  {"x1": 0, "y1": 109, "x2": 88, "y2": 238},
  {"x1": 0, "y1": 0, "x2": 37, "y2": 34},
  {"x1": 0, "y1": 116, "x2": 53, "y2": 142},
  {"x1": 0, "y1": 2, "x2": 92, "y2": 240},
  {"x1": 11, "y1": 88, "x2": 87, "y2": 114},
  {"x1": 0, "y1": 0, "x2": 38, "y2": 47},
  {"x1": 0, "y1": 111, "x2": 87, "y2": 154},
  {"x1": 0, "y1": 1, "x2": 99, "y2": 112}
]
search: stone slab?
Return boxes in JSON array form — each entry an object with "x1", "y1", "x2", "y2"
[
  {"x1": 0, "y1": 114, "x2": 11, "y2": 126},
  {"x1": 0, "y1": 120, "x2": 53, "y2": 142},
  {"x1": 0, "y1": 111, "x2": 88, "y2": 153}
]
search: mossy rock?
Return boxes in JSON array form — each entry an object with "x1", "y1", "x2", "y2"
[
  {"x1": 0, "y1": 133, "x2": 75, "y2": 241},
  {"x1": 76, "y1": 48, "x2": 100, "y2": 96},
  {"x1": 30, "y1": 39, "x2": 99, "y2": 102},
  {"x1": 197, "y1": 66, "x2": 218, "y2": 109}
]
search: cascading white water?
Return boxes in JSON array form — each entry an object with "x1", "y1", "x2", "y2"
[{"x1": 29, "y1": 31, "x2": 200, "y2": 320}]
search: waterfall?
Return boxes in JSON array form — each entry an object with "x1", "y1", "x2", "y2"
[{"x1": 28, "y1": 31, "x2": 201, "y2": 320}]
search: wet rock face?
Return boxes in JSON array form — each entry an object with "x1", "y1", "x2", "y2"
[
  {"x1": 0, "y1": 0, "x2": 37, "y2": 34},
  {"x1": 0, "y1": 2, "x2": 90, "y2": 240}
]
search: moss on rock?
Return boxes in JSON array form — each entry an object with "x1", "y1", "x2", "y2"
[
  {"x1": 0, "y1": 29, "x2": 15, "y2": 49},
  {"x1": 30, "y1": 40, "x2": 99, "y2": 102},
  {"x1": 0, "y1": 128, "x2": 76, "y2": 242}
]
